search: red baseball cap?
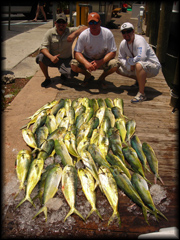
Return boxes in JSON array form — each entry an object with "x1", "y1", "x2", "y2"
[{"x1": 88, "y1": 12, "x2": 100, "y2": 23}]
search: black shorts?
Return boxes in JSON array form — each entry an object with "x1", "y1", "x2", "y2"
[
  {"x1": 36, "y1": 53, "x2": 73, "y2": 78},
  {"x1": 38, "y1": 1, "x2": 45, "y2": 6}
]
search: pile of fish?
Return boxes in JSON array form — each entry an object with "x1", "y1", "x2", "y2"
[{"x1": 15, "y1": 97, "x2": 167, "y2": 227}]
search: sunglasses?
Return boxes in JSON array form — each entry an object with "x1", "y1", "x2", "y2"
[
  {"x1": 121, "y1": 29, "x2": 133, "y2": 34},
  {"x1": 89, "y1": 21, "x2": 99, "y2": 25}
]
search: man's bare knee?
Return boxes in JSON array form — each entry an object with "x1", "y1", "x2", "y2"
[{"x1": 135, "y1": 63, "x2": 143, "y2": 72}]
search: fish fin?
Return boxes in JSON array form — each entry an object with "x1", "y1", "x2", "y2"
[
  {"x1": 122, "y1": 114, "x2": 128, "y2": 119},
  {"x1": 86, "y1": 207, "x2": 103, "y2": 220},
  {"x1": 31, "y1": 147, "x2": 42, "y2": 154},
  {"x1": 16, "y1": 195, "x2": 35, "y2": 209},
  {"x1": 33, "y1": 206, "x2": 47, "y2": 221},
  {"x1": 20, "y1": 124, "x2": 28, "y2": 130},
  {"x1": 64, "y1": 207, "x2": 85, "y2": 222},
  {"x1": 108, "y1": 211, "x2": 121, "y2": 227},
  {"x1": 93, "y1": 180, "x2": 99, "y2": 191}
]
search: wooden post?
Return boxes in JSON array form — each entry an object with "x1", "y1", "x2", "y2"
[
  {"x1": 149, "y1": 2, "x2": 160, "y2": 47},
  {"x1": 53, "y1": 2, "x2": 57, "y2": 27},
  {"x1": 173, "y1": 54, "x2": 179, "y2": 87},
  {"x1": 145, "y1": 2, "x2": 152, "y2": 37},
  {"x1": 156, "y1": 2, "x2": 173, "y2": 63},
  {"x1": 8, "y1": 1, "x2": 11, "y2": 31}
]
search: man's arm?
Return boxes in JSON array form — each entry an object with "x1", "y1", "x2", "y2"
[{"x1": 67, "y1": 25, "x2": 88, "y2": 42}]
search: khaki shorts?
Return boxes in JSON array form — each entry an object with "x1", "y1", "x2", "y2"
[
  {"x1": 71, "y1": 57, "x2": 119, "y2": 72},
  {"x1": 118, "y1": 61, "x2": 161, "y2": 78}
]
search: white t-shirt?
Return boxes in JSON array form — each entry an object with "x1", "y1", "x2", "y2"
[
  {"x1": 74, "y1": 27, "x2": 117, "y2": 60},
  {"x1": 118, "y1": 34, "x2": 161, "y2": 71}
]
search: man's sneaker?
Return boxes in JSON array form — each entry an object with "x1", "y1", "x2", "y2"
[
  {"x1": 41, "y1": 78, "x2": 51, "y2": 87},
  {"x1": 80, "y1": 76, "x2": 95, "y2": 87},
  {"x1": 131, "y1": 92, "x2": 147, "y2": 103},
  {"x1": 60, "y1": 74, "x2": 67, "y2": 81},
  {"x1": 100, "y1": 80, "x2": 108, "y2": 89}
]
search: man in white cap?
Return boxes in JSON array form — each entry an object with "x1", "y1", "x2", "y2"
[
  {"x1": 71, "y1": 12, "x2": 118, "y2": 89},
  {"x1": 117, "y1": 22, "x2": 161, "y2": 103},
  {"x1": 36, "y1": 13, "x2": 87, "y2": 87}
]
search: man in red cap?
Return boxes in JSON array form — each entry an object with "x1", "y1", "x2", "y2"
[{"x1": 71, "y1": 12, "x2": 118, "y2": 88}]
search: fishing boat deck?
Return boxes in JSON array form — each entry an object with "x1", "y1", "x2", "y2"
[{"x1": 2, "y1": 11, "x2": 178, "y2": 239}]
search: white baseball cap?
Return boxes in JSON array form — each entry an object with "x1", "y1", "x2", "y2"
[{"x1": 120, "y1": 22, "x2": 134, "y2": 32}]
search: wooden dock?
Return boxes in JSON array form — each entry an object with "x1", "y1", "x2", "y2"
[{"x1": 2, "y1": 11, "x2": 178, "y2": 239}]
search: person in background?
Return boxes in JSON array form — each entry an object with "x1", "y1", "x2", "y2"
[
  {"x1": 36, "y1": 13, "x2": 87, "y2": 87},
  {"x1": 116, "y1": 22, "x2": 161, "y2": 103},
  {"x1": 32, "y1": 1, "x2": 47, "y2": 22},
  {"x1": 71, "y1": 12, "x2": 118, "y2": 89}
]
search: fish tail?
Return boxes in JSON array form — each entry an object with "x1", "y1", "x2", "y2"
[
  {"x1": 14, "y1": 184, "x2": 24, "y2": 199},
  {"x1": 16, "y1": 195, "x2": 35, "y2": 209},
  {"x1": 16, "y1": 196, "x2": 27, "y2": 209},
  {"x1": 142, "y1": 206, "x2": 149, "y2": 225},
  {"x1": 95, "y1": 208, "x2": 103, "y2": 220},
  {"x1": 86, "y1": 207, "x2": 103, "y2": 220},
  {"x1": 14, "y1": 190, "x2": 20, "y2": 199},
  {"x1": 122, "y1": 141, "x2": 129, "y2": 147},
  {"x1": 31, "y1": 148, "x2": 37, "y2": 154},
  {"x1": 33, "y1": 206, "x2": 47, "y2": 221},
  {"x1": 157, "y1": 174, "x2": 164, "y2": 185},
  {"x1": 31, "y1": 147, "x2": 41, "y2": 154},
  {"x1": 144, "y1": 176, "x2": 152, "y2": 185},
  {"x1": 74, "y1": 207, "x2": 86, "y2": 221},
  {"x1": 108, "y1": 210, "x2": 121, "y2": 227},
  {"x1": 64, "y1": 207, "x2": 85, "y2": 222},
  {"x1": 32, "y1": 193, "x2": 40, "y2": 202},
  {"x1": 154, "y1": 174, "x2": 164, "y2": 185},
  {"x1": 156, "y1": 209, "x2": 168, "y2": 221},
  {"x1": 151, "y1": 209, "x2": 159, "y2": 222},
  {"x1": 146, "y1": 166, "x2": 152, "y2": 174}
]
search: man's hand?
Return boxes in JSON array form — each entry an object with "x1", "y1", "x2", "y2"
[
  {"x1": 91, "y1": 59, "x2": 104, "y2": 70},
  {"x1": 84, "y1": 61, "x2": 96, "y2": 72},
  {"x1": 67, "y1": 33, "x2": 76, "y2": 42},
  {"x1": 50, "y1": 54, "x2": 60, "y2": 63}
]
